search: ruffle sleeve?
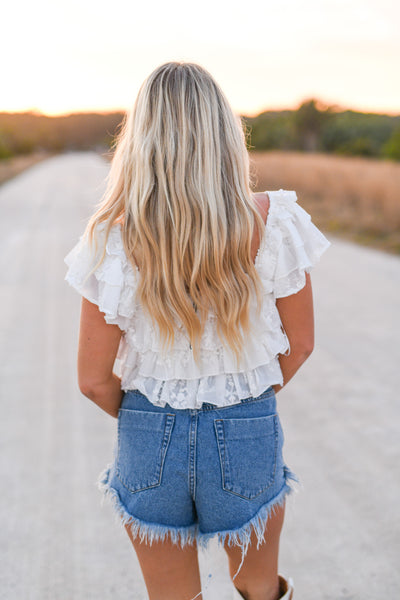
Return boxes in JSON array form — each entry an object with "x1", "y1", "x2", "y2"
[
  {"x1": 265, "y1": 190, "x2": 331, "y2": 299},
  {"x1": 64, "y1": 223, "x2": 138, "y2": 330}
]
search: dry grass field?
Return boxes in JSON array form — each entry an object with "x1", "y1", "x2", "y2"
[{"x1": 250, "y1": 150, "x2": 400, "y2": 255}]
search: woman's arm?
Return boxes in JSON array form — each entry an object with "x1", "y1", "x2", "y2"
[
  {"x1": 272, "y1": 272, "x2": 314, "y2": 394},
  {"x1": 77, "y1": 297, "x2": 124, "y2": 418}
]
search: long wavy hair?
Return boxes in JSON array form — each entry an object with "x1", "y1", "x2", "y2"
[{"x1": 85, "y1": 61, "x2": 265, "y2": 366}]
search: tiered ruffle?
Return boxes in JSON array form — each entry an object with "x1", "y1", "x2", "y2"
[
  {"x1": 64, "y1": 190, "x2": 331, "y2": 408},
  {"x1": 264, "y1": 190, "x2": 331, "y2": 298}
]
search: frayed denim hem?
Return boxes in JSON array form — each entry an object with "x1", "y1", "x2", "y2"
[
  {"x1": 198, "y1": 465, "x2": 299, "y2": 549},
  {"x1": 97, "y1": 465, "x2": 199, "y2": 548},
  {"x1": 198, "y1": 465, "x2": 299, "y2": 580},
  {"x1": 97, "y1": 463, "x2": 299, "y2": 580}
]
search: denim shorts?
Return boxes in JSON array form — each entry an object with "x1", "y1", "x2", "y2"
[{"x1": 98, "y1": 385, "x2": 298, "y2": 566}]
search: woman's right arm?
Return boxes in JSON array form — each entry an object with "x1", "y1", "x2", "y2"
[
  {"x1": 272, "y1": 272, "x2": 315, "y2": 394},
  {"x1": 77, "y1": 297, "x2": 124, "y2": 418}
]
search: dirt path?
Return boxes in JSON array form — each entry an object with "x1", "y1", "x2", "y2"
[
  {"x1": 0, "y1": 152, "x2": 53, "y2": 186},
  {"x1": 0, "y1": 152, "x2": 399, "y2": 599}
]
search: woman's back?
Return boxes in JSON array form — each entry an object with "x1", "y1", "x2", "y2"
[{"x1": 65, "y1": 188, "x2": 330, "y2": 408}]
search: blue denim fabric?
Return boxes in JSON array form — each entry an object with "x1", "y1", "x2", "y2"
[{"x1": 98, "y1": 386, "x2": 298, "y2": 565}]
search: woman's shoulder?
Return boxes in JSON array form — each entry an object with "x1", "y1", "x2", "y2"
[
  {"x1": 251, "y1": 192, "x2": 270, "y2": 263},
  {"x1": 64, "y1": 219, "x2": 139, "y2": 331},
  {"x1": 255, "y1": 189, "x2": 308, "y2": 232},
  {"x1": 253, "y1": 191, "x2": 270, "y2": 225},
  {"x1": 255, "y1": 189, "x2": 331, "y2": 297}
]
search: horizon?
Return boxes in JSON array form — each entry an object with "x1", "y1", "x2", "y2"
[
  {"x1": 2, "y1": 99, "x2": 400, "y2": 120},
  {"x1": 2, "y1": 0, "x2": 399, "y2": 119}
]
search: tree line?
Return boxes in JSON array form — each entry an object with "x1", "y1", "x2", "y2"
[
  {"x1": 0, "y1": 112, "x2": 124, "y2": 158},
  {"x1": 245, "y1": 99, "x2": 400, "y2": 160},
  {"x1": 1, "y1": 100, "x2": 400, "y2": 160}
]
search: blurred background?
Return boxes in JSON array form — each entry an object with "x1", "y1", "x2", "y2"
[
  {"x1": 1, "y1": 1, "x2": 400, "y2": 599},
  {"x1": 1, "y1": 0, "x2": 400, "y2": 253}
]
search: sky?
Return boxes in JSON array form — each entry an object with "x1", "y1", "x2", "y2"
[{"x1": 2, "y1": 0, "x2": 399, "y2": 117}]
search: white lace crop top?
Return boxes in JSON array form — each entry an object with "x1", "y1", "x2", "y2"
[{"x1": 64, "y1": 189, "x2": 331, "y2": 409}]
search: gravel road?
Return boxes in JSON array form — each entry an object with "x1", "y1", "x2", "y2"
[{"x1": 0, "y1": 152, "x2": 399, "y2": 599}]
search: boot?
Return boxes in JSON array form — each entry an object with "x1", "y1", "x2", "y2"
[
  {"x1": 232, "y1": 574, "x2": 294, "y2": 599},
  {"x1": 278, "y1": 574, "x2": 294, "y2": 599}
]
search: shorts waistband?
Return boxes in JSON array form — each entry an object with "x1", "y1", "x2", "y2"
[
  {"x1": 199, "y1": 386, "x2": 275, "y2": 411},
  {"x1": 122, "y1": 386, "x2": 276, "y2": 413}
]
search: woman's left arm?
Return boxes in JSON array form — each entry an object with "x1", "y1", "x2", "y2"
[{"x1": 77, "y1": 297, "x2": 124, "y2": 418}]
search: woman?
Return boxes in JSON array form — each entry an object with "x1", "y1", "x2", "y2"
[{"x1": 65, "y1": 61, "x2": 330, "y2": 600}]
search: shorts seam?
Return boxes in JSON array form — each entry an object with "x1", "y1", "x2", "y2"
[{"x1": 202, "y1": 387, "x2": 275, "y2": 412}]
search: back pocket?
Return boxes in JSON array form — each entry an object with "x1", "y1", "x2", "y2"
[
  {"x1": 116, "y1": 409, "x2": 175, "y2": 493},
  {"x1": 214, "y1": 414, "x2": 279, "y2": 500}
]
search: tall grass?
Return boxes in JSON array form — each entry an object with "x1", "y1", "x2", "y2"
[{"x1": 250, "y1": 150, "x2": 400, "y2": 254}]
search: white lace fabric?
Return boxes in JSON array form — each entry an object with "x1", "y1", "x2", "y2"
[{"x1": 64, "y1": 189, "x2": 331, "y2": 409}]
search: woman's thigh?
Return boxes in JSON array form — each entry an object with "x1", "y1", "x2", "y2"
[
  {"x1": 125, "y1": 524, "x2": 202, "y2": 600},
  {"x1": 223, "y1": 501, "x2": 285, "y2": 584}
]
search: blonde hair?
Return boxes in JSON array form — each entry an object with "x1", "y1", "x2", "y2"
[{"x1": 85, "y1": 61, "x2": 265, "y2": 366}]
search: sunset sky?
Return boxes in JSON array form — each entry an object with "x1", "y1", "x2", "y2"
[{"x1": 2, "y1": 0, "x2": 399, "y2": 117}]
